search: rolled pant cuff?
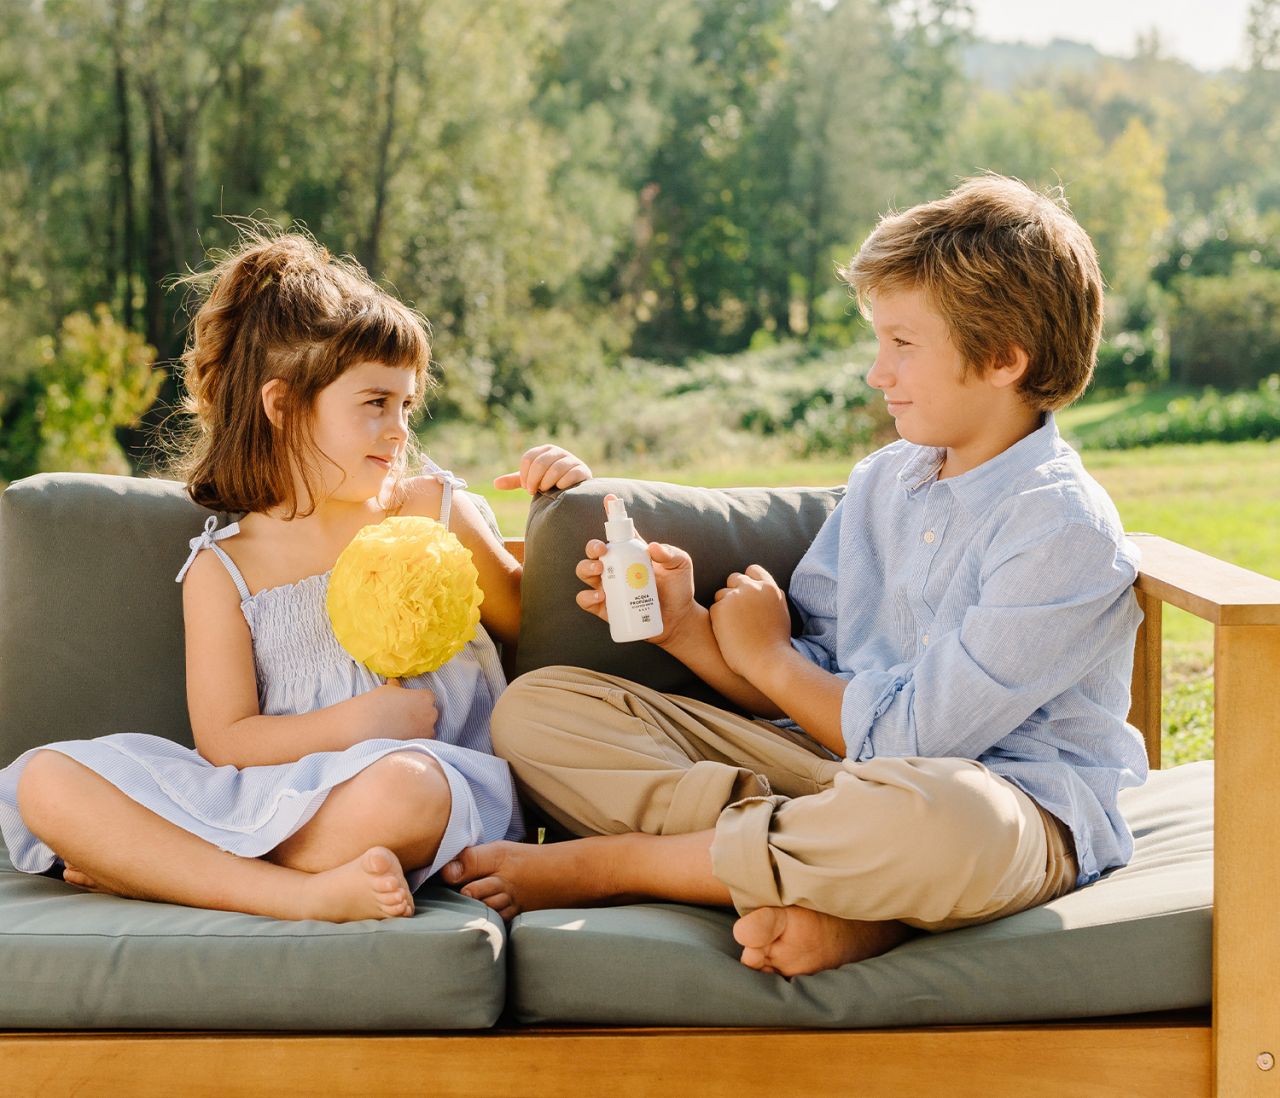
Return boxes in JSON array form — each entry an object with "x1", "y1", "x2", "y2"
[
  {"x1": 663, "y1": 761, "x2": 768, "y2": 835},
  {"x1": 709, "y1": 794, "x2": 788, "y2": 912}
]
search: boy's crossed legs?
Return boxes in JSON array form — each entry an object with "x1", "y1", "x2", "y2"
[{"x1": 444, "y1": 666, "x2": 1077, "y2": 976}]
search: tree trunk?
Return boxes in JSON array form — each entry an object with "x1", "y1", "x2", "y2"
[
  {"x1": 143, "y1": 91, "x2": 177, "y2": 359},
  {"x1": 362, "y1": 1, "x2": 406, "y2": 279},
  {"x1": 113, "y1": 0, "x2": 136, "y2": 330}
]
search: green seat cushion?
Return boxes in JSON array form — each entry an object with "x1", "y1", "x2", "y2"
[
  {"x1": 0, "y1": 840, "x2": 507, "y2": 1029},
  {"x1": 510, "y1": 760, "x2": 1213, "y2": 1026}
]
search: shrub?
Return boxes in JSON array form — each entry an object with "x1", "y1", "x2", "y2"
[
  {"x1": 0, "y1": 370, "x2": 43, "y2": 482},
  {"x1": 1090, "y1": 376, "x2": 1280, "y2": 449},
  {"x1": 436, "y1": 341, "x2": 896, "y2": 469},
  {"x1": 33, "y1": 306, "x2": 162, "y2": 475},
  {"x1": 1092, "y1": 329, "x2": 1161, "y2": 394},
  {"x1": 1169, "y1": 265, "x2": 1280, "y2": 389}
]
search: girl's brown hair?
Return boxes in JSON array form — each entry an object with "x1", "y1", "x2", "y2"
[
  {"x1": 174, "y1": 231, "x2": 433, "y2": 517},
  {"x1": 840, "y1": 175, "x2": 1103, "y2": 411}
]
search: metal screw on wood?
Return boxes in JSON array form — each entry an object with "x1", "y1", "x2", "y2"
[{"x1": 1258, "y1": 1052, "x2": 1276, "y2": 1071}]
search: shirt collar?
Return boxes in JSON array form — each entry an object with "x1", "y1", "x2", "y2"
[{"x1": 896, "y1": 413, "x2": 1060, "y2": 510}]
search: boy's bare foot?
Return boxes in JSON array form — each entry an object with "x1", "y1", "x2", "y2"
[
  {"x1": 62, "y1": 862, "x2": 109, "y2": 893},
  {"x1": 733, "y1": 906, "x2": 914, "y2": 976},
  {"x1": 302, "y1": 846, "x2": 415, "y2": 922},
  {"x1": 442, "y1": 840, "x2": 619, "y2": 920}
]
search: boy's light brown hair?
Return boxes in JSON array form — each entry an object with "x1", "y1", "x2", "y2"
[
  {"x1": 840, "y1": 175, "x2": 1103, "y2": 410},
  {"x1": 173, "y1": 231, "x2": 434, "y2": 518}
]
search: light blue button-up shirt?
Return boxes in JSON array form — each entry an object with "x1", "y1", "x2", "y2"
[{"x1": 786, "y1": 414, "x2": 1148, "y2": 885}]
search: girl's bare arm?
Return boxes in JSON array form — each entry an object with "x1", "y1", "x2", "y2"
[{"x1": 182, "y1": 553, "x2": 434, "y2": 768}]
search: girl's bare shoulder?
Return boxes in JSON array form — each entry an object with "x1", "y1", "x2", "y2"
[{"x1": 392, "y1": 474, "x2": 447, "y2": 520}]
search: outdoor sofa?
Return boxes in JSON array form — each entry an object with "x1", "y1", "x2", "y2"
[{"x1": 0, "y1": 471, "x2": 1276, "y2": 1097}]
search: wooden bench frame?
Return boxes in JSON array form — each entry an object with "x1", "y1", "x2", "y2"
[{"x1": 3, "y1": 533, "x2": 1278, "y2": 1097}]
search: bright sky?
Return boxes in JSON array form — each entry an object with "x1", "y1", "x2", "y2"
[{"x1": 970, "y1": 0, "x2": 1253, "y2": 72}]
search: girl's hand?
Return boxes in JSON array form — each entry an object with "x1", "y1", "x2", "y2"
[
  {"x1": 708, "y1": 565, "x2": 791, "y2": 676},
  {"x1": 493, "y1": 444, "x2": 592, "y2": 495},
  {"x1": 364, "y1": 679, "x2": 439, "y2": 741}
]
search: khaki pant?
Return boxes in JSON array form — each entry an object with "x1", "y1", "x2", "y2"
[{"x1": 491, "y1": 666, "x2": 1077, "y2": 931}]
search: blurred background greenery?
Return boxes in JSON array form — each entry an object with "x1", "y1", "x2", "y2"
[{"x1": 4, "y1": 0, "x2": 1280, "y2": 762}]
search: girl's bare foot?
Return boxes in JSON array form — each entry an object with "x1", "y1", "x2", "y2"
[
  {"x1": 302, "y1": 846, "x2": 415, "y2": 922},
  {"x1": 441, "y1": 840, "x2": 620, "y2": 920},
  {"x1": 66, "y1": 847, "x2": 414, "y2": 922},
  {"x1": 733, "y1": 906, "x2": 914, "y2": 976}
]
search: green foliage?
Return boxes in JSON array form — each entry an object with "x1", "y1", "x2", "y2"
[
  {"x1": 1151, "y1": 195, "x2": 1280, "y2": 286},
  {"x1": 1092, "y1": 329, "x2": 1162, "y2": 393},
  {"x1": 0, "y1": 370, "x2": 43, "y2": 483},
  {"x1": 1168, "y1": 264, "x2": 1280, "y2": 388},
  {"x1": 429, "y1": 342, "x2": 895, "y2": 473},
  {"x1": 33, "y1": 307, "x2": 162, "y2": 476},
  {"x1": 5, "y1": 0, "x2": 1280, "y2": 477},
  {"x1": 1163, "y1": 670, "x2": 1214, "y2": 766},
  {"x1": 714, "y1": 344, "x2": 896, "y2": 455},
  {"x1": 1088, "y1": 377, "x2": 1280, "y2": 448}
]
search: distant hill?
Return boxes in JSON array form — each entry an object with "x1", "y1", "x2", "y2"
[{"x1": 963, "y1": 37, "x2": 1107, "y2": 91}]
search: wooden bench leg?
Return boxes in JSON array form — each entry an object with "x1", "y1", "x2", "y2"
[{"x1": 1213, "y1": 622, "x2": 1280, "y2": 1097}]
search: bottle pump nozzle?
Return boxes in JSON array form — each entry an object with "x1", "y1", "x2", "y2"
[{"x1": 605, "y1": 498, "x2": 636, "y2": 542}]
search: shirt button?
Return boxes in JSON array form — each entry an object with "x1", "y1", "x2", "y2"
[
  {"x1": 923, "y1": 529, "x2": 936, "y2": 543},
  {"x1": 922, "y1": 633, "x2": 930, "y2": 645}
]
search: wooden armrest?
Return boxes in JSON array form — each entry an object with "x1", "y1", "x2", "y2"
[
  {"x1": 505, "y1": 538, "x2": 525, "y2": 565},
  {"x1": 1130, "y1": 533, "x2": 1280, "y2": 625}
]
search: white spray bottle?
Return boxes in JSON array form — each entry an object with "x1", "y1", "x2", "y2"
[{"x1": 601, "y1": 498, "x2": 664, "y2": 643}]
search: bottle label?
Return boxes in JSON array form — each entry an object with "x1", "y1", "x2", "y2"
[
  {"x1": 625, "y1": 562, "x2": 650, "y2": 589},
  {"x1": 630, "y1": 591, "x2": 656, "y2": 624}
]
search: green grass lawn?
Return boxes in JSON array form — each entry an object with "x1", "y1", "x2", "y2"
[{"x1": 470, "y1": 429, "x2": 1279, "y2": 768}]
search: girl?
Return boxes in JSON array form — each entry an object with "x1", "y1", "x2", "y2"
[{"x1": 0, "y1": 233, "x2": 589, "y2": 923}]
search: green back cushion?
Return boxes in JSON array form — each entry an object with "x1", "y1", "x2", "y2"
[
  {"x1": 0, "y1": 472, "x2": 505, "y2": 767},
  {"x1": 517, "y1": 478, "x2": 844, "y2": 706},
  {"x1": 0, "y1": 474, "x2": 216, "y2": 764}
]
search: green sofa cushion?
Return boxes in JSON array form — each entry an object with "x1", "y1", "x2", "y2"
[
  {"x1": 0, "y1": 473, "x2": 216, "y2": 762},
  {"x1": 510, "y1": 760, "x2": 1212, "y2": 1026},
  {"x1": 517, "y1": 478, "x2": 844, "y2": 708}
]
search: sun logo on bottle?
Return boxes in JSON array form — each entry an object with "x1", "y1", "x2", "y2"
[{"x1": 625, "y1": 562, "x2": 650, "y2": 589}]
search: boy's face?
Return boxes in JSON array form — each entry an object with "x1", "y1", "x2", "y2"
[{"x1": 865, "y1": 287, "x2": 1016, "y2": 462}]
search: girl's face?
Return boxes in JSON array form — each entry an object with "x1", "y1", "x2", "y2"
[{"x1": 306, "y1": 361, "x2": 418, "y2": 506}]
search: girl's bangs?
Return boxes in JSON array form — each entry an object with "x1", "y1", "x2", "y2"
[{"x1": 337, "y1": 298, "x2": 432, "y2": 377}]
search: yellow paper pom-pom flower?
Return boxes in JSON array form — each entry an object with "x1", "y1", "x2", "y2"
[{"x1": 326, "y1": 516, "x2": 484, "y2": 678}]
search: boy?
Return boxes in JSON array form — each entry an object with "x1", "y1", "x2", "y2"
[{"x1": 443, "y1": 175, "x2": 1149, "y2": 977}]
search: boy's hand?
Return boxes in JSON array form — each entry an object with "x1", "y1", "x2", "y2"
[
  {"x1": 493, "y1": 444, "x2": 592, "y2": 495},
  {"x1": 574, "y1": 497, "x2": 699, "y2": 647},
  {"x1": 709, "y1": 565, "x2": 791, "y2": 676}
]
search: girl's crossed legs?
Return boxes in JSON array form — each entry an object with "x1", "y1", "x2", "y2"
[{"x1": 16, "y1": 748, "x2": 452, "y2": 922}]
